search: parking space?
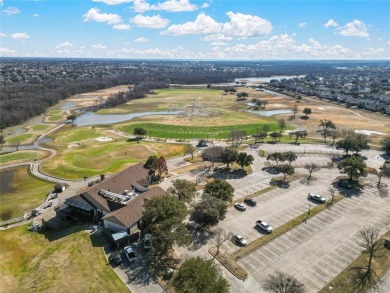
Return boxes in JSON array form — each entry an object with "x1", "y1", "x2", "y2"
[
  {"x1": 219, "y1": 176, "x2": 338, "y2": 254},
  {"x1": 237, "y1": 184, "x2": 390, "y2": 292}
]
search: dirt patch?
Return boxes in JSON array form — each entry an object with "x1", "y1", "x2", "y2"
[
  {"x1": 354, "y1": 130, "x2": 386, "y2": 136},
  {"x1": 95, "y1": 136, "x2": 114, "y2": 142},
  {"x1": 67, "y1": 143, "x2": 81, "y2": 148}
]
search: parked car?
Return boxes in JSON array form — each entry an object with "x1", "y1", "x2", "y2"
[
  {"x1": 124, "y1": 246, "x2": 137, "y2": 262},
  {"x1": 234, "y1": 234, "x2": 247, "y2": 246},
  {"x1": 43, "y1": 201, "x2": 53, "y2": 209},
  {"x1": 109, "y1": 251, "x2": 122, "y2": 265},
  {"x1": 256, "y1": 220, "x2": 273, "y2": 233},
  {"x1": 307, "y1": 193, "x2": 326, "y2": 203},
  {"x1": 31, "y1": 209, "x2": 41, "y2": 217},
  {"x1": 234, "y1": 202, "x2": 246, "y2": 211},
  {"x1": 244, "y1": 198, "x2": 257, "y2": 206},
  {"x1": 144, "y1": 234, "x2": 151, "y2": 250}
]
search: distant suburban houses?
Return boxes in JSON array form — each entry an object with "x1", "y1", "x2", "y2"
[
  {"x1": 267, "y1": 71, "x2": 390, "y2": 115},
  {"x1": 56, "y1": 163, "x2": 166, "y2": 241}
]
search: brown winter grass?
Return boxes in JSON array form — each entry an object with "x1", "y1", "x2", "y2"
[{"x1": 0, "y1": 224, "x2": 128, "y2": 293}]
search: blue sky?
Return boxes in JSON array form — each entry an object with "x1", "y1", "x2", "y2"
[{"x1": 1, "y1": 0, "x2": 389, "y2": 59}]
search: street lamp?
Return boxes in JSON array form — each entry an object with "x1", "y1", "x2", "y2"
[{"x1": 308, "y1": 203, "x2": 312, "y2": 215}]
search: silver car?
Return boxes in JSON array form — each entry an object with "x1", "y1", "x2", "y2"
[
  {"x1": 308, "y1": 193, "x2": 326, "y2": 203},
  {"x1": 234, "y1": 234, "x2": 247, "y2": 246}
]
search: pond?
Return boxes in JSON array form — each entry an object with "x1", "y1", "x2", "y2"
[
  {"x1": 0, "y1": 168, "x2": 16, "y2": 194},
  {"x1": 74, "y1": 111, "x2": 184, "y2": 127},
  {"x1": 61, "y1": 102, "x2": 76, "y2": 110},
  {"x1": 248, "y1": 109, "x2": 292, "y2": 116}
]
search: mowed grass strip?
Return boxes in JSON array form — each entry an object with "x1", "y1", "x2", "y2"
[
  {"x1": 6, "y1": 133, "x2": 34, "y2": 144},
  {"x1": 0, "y1": 224, "x2": 129, "y2": 293},
  {"x1": 0, "y1": 151, "x2": 41, "y2": 164},
  {"x1": 121, "y1": 122, "x2": 280, "y2": 139},
  {"x1": 47, "y1": 115, "x2": 65, "y2": 122},
  {"x1": 31, "y1": 124, "x2": 50, "y2": 131},
  {"x1": 319, "y1": 230, "x2": 390, "y2": 293},
  {"x1": 233, "y1": 195, "x2": 343, "y2": 260},
  {"x1": 47, "y1": 110, "x2": 63, "y2": 115},
  {"x1": 0, "y1": 166, "x2": 53, "y2": 221}
]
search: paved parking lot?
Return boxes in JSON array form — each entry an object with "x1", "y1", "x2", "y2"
[
  {"x1": 236, "y1": 183, "x2": 390, "y2": 292},
  {"x1": 219, "y1": 176, "x2": 338, "y2": 255}
]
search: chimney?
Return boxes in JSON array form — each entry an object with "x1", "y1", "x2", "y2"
[{"x1": 100, "y1": 174, "x2": 105, "y2": 181}]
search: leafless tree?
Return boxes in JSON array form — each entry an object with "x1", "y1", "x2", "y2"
[
  {"x1": 11, "y1": 141, "x2": 21, "y2": 151},
  {"x1": 291, "y1": 104, "x2": 298, "y2": 118},
  {"x1": 353, "y1": 227, "x2": 383, "y2": 292},
  {"x1": 263, "y1": 270, "x2": 305, "y2": 293},
  {"x1": 212, "y1": 228, "x2": 232, "y2": 260},
  {"x1": 184, "y1": 144, "x2": 196, "y2": 160},
  {"x1": 328, "y1": 188, "x2": 336, "y2": 207},
  {"x1": 304, "y1": 163, "x2": 321, "y2": 181},
  {"x1": 278, "y1": 118, "x2": 286, "y2": 133},
  {"x1": 376, "y1": 163, "x2": 389, "y2": 188},
  {"x1": 202, "y1": 146, "x2": 224, "y2": 166}
]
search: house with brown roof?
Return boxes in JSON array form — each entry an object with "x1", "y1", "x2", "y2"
[{"x1": 56, "y1": 163, "x2": 166, "y2": 235}]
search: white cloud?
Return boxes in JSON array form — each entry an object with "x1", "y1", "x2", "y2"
[
  {"x1": 92, "y1": 44, "x2": 107, "y2": 49},
  {"x1": 55, "y1": 41, "x2": 74, "y2": 49},
  {"x1": 211, "y1": 41, "x2": 228, "y2": 46},
  {"x1": 32, "y1": 14, "x2": 39, "y2": 17},
  {"x1": 202, "y1": 34, "x2": 232, "y2": 42},
  {"x1": 162, "y1": 13, "x2": 221, "y2": 35},
  {"x1": 135, "y1": 37, "x2": 149, "y2": 42},
  {"x1": 131, "y1": 14, "x2": 169, "y2": 29},
  {"x1": 11, "y1": 32, "x2": 30, "y2": 40},
  {"x1": 222, "y1": 12, "x2": 272, "y2": 37},
  {"x1": 92, "y1": 0, "x2": 133, "y2": 4},
  {"x1": 3, "y1": 6, "x2": 21, "y2": 15},
  {"x1": 337, "y1": 19, "x2": 369, "y2": 38},
  {"x1": 201, "y1": 2, "x2": 209, "y2": 8},
  {"x1": 324, "y1": 19, "x2": 338, "y2": 28},
  {"x1": 83, "y1": 8, "x2": 122, "y2": 24},
  {"x1": 298, "y1": 22, "x2": 307, "y2": 28},
  {"x1": 113, "y1": 23, "x2": 131, "y2": 30},
  {"x1": 0, "y1": 33, "x2": 7, "y2": 37},
  {"x1": 133, "y1": 0, "x2": 197, "y2": 13},
  {"x1": 0, "y1": 47, "x2": 16, "y2": 56}
]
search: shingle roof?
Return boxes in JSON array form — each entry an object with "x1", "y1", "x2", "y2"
[{"x1": 102, "y1": 187, "x2": 167, "y2": 228}]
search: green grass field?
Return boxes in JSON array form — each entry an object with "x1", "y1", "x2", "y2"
[
  {"x1": 49, "y1": 127, "x2": 102, "y2": 143},
  {"x1": 47, "y1": 110, "x2": 63, "y2": 115},
  {"x1": 0, "y1": 224, "x2": 128, "y2": 293},
  {"x1": 6, "y1": 133, "x2": 34, "y2": 144},
  {"x1": 0, "y1": 151, "x2": 40, "y2": 164},
  {"x1": 47, "y1": 115, "x2": 64, "y2": 122},
  {"x1": 0, "y1": 166, "x2": 53, "y2": 221},
  {"x1": 121, "y1": 122, "x2": 282, "y2": 139},
  {"x1": 31, "y1": 124, "x2": 50, "y2": 131}
]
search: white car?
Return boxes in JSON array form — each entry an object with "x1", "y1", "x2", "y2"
[
  {"x1": 143, "y1": 234, "x2": 151, "y2": 250},
  {"x1": 234, "y1": 202, "x2": 246, "y2": 211},
  {"x1": 256, "y1": 220, "x2": 273, "y2": 233},
  {"x1": 124, "y1": 246, "x2": 137, "y2": 262},
  {"x1": 308, "y1": 193, "x2": 326, "y2": 203},
  {"x1": 234, "y1": 234, "x2": 247, "y2": 246}
]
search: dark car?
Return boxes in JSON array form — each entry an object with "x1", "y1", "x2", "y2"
[
  {"x1": 244, "y1": 198, "x2": 257, "y2": 206},
  {"x1": 109, "y1": 251, "x2": 122, "y2": 265}
]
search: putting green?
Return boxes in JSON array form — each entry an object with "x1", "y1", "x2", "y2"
[{"x1": 6, "y1": 133, "x2": 34, "y2": 144}]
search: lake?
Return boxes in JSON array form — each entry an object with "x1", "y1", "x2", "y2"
[
  {"x1": 235, "y1": 75, "x2": 305, "y2": 83},
  {"x1": 248, "y1": 109, "x2": 292, "y2": 116},
  {"x1": 75, "y1": 111, "x2": 183, "y2": 127}
]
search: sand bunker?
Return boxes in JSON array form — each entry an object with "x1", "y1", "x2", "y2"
[
  {"x1": 68, "y1": 143, "x2": 81, "y2": 148},
  {"x1": 272, "y1": 104, "x2": 283, "y2": 107},
  {"x1": 95, "y1": 136, "x2": 114, "y2": 142},
  {"x1": 318, "y1": 107, "x2": 326, "y2": 110},
  {"x1": 355, "y1": 130, "x2": 386, "y2": 136}
]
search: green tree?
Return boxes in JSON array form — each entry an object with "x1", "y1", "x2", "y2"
[
  {"x1": 275, "y1": 164, "x2": 295, "y2": 181},
  {"x1": 184, "y1": 144, "x2": 196, "y2": 160},
  {"x1": 303, "y1": 107, "x2": 312, "y2": 117},
  {"x1": 319, "y1": 119, "x2": 336, "y2": 143},
  {"x1": 263, "y1": 270, "x2": 304, "y2": 293},
  {"x1": 337, "y1": 156, "x2": 367, "y2": 181},
  {"x1": 380, "y1": 137, "x2": 390, "y2": 155},
  {"x1": 336, "y1": 131, "x2": 369, "y2": 155},
  {"x1": 173, "y1": 257, "x2": 229, "y2": 293},
  {"x1": 133, "y1": 127, "x2": 147, "y2": 138},
  {"x1": 283, "y1": 151, "x2": 297, "y2": 167},
  {"x1": 66, "y1": 114, "x2": 77, "y2": 124},
  {"x1": 144, "y1": 155, "x2": 158, "y2": 172},
  {"x1": 269, "y1": 132, "x2": 282, "y2": 142},
  {"x1": 221, "y1": 148, "x2": 238, "y2": 169},
  {"x1": 204, "y1": 179, "x2": 234, "y2": 202},
  {"x1": 267, "y1": 152, "x2": 285, "y2": 165},
  {"x1": 236, "y1": 152, "x2": 254, "y2": 169},
  {"x1": 168, "y1": 179, "x2": 197, "y2": 203},
  {"x1": 192, "y1": 195, "x2": 227, "y2": 228}
]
